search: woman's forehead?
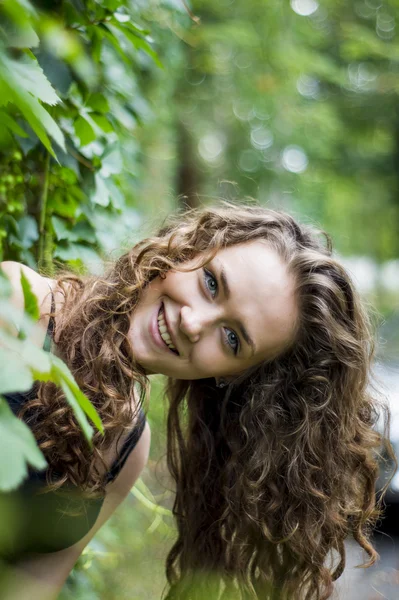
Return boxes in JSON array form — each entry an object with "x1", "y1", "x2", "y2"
[{"x1": 210, "y1": 241, "x2": 299, "y2": 360}]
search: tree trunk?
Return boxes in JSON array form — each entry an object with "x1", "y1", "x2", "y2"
[{"x1": 175, "y1": 121, "x2": 201, "y2": 209}]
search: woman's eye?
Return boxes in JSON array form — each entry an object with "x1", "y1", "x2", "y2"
[
  {"x1": 203, "y1": 268, "x2": 240, "y2": 355},
  {"x1": 224, "y1": 329, "x2": 239, "y2": 355},
  {"x1": 203, "y1": 269, "x2": 218, "y2": 297}
]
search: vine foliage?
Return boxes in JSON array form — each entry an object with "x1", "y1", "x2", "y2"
[{"x1": 0, "y1": 0, "x2": 169, "y2": 273}]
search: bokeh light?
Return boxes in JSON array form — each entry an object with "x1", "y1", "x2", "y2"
[
  {"x1": 198, "y1": 133, "x2": 225, "y2": 163},
  {"x1": 290, "y1": 0, "x2": 319, "y2": 17},
  {"x1": 296, "y1": 74, "x2": 320, "y2": 99},
  {"x1": 250, "y1": 127, "x2": 273, "y2": 150},
  {"x1": 281, "y1": 146, "x2": 308, "y2": 173}
]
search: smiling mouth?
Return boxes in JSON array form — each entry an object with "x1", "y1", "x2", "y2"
[{"x1": 157, "y1": 304, "x2": 179, "y2": 355}]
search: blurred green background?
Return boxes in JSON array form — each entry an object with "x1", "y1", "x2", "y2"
[{"x1": 1, "y1": 0, "x2": 399, "y2": 597}]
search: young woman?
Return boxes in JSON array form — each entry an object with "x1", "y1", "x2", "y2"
[{"x1": 0, "y1": 202, "x2": 393, "y2": 600}]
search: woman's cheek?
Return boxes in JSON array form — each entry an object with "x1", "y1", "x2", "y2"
[{"x1": 193, "y1": 344, "x2": 227, "y2": 377}]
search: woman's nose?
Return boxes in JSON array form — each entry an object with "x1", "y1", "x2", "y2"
[{"x1": 179, "y1": 306, "x2": 204, "y2": 343}]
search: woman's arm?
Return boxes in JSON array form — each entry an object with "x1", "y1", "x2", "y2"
[{"x1": 1, "y1": 421, "x2": 151, "y2": 600}]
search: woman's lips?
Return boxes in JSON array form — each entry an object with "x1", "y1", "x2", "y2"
[{"x1": 150, "y1": 302, "x2": 176, "y2": 355}]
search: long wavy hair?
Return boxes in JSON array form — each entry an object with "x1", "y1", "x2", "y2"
[{"x1": 21, "y1": 202, "x2": 393, "y2": 599}]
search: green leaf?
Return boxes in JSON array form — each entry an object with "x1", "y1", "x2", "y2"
[
  {"x1": 90, "y1": 112, "x2": 113, "y2": 133},
  {"x1": 90, "y1": 27, "x2": 103, "y2": 64},
  {"x1": 0, "y1": 301, "x2": 28, "y2": 338},
  {"x1": 50, "y1": 354, "x2": 104, "y2": 437},
  {"x1": 0, "y1": 127, "x2": 13, "y2": 148},
  {"x1": 0, "y1": 306, "x2": 101, "y2": 448},
  {"x1": 87, "y1": 93, "x2": 110, "y2": 114},
  {"x1": 5, "y1": 24, "x2": 39, "y2": 49},
  {"x1": 18, "y1": 215, "x2": 39, "y2": 249},
  {"x1": 0, "y1": 54, "x2": 65, "y2": 153},
  {"x1": 99, "y1": 24, "x2": 131, "y2": 65},
  {"x1": 130, "y1": 35, "x2": 163, "y2": 69},
  {"x1": 4, "y1": 55, "x2": 61, "y2": 106},
  {"x1": 110, "y1": 21, "x2": 163, "y2": 68},
  {"x1": 66, "y1": 380, "x2": 103, "y2": 434},
  {"x1": 0, "y1": 330, "x2": 51, "y2": 376},
  {"x1": 20, "y1": 269, "x2": 40, "y2": 321},
  {"x1": 117, "y1": 18, "x2": 150, "y2": 36},
  {"x1": 0, "y1": 69, "x2": 64, "y2": 156},
  {"x1": 91, "y1": 173, "x2": 110, "y2": 206},
  {"x1": 18, "y1": 340, "x2": 51, "y2": 376},
  {"x1": 1, "y1": 0, "x2": 37, "y2": 35},
  {"x1": 101, "y1": 0, "x2": 124, "y2": 10},
  {"x1": 0, "y1": 111, "x2": 28, "y2": 138},
  {"x1": 2, "y1": 0, "x2": 36, "y2": 20},
  {"x1": 27, "y1": 101, "x2": 64, "y2": 153},
  {"x1": 48, "y1": 190, "x2": 79, "y2": 218},
  {"x1": 59, "y1": 379, "x2": 94, "y2": 445},
  {"x1": 102, "y1": 177, "x2": 125, "y2": 210},
  {"x1": 74, "y1": 115, "x2": 96, "y2": 147},
  {"x1": 51, "y1": 215, "x2": 72, "y2": 241},
  {"x1": 0, "y1": 397, "x2": 47, "y2": 491},
  {"x1": 52, "y1": 216, "x2": 96, "y2": 244},
  {"x1": 71, "y1": 221, "x2": 96, "y2": 244},
  {"x1": 0, "y1": 349, "x2": 33, "y2": 394},
  {"x1": 53, "y1": 242, "x2": 101, "y2": 267},
  {"x1": 3, "y1": 214, "x2": 19, "y2": 236},
  {"x1": 101, "y1": 147, "x2": 123, "y2": 175},
  {"x1": 0, "y1": 79, "x2": 13, "y2": 108}
]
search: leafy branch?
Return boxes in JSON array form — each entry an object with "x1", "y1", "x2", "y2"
[{"x1": 0, "y1": 268, "x2": 103, "y2": 491}]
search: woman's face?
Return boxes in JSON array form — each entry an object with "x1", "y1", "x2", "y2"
[{"x1": 127, "y1": 239, "x2": 299, "y2": 381}]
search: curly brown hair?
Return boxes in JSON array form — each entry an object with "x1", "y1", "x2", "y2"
[{"x1": 21, "y1": 202, "x2": 394, "y2": 599}]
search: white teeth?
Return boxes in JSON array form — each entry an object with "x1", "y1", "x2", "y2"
[{"x1": 158, "y1": 309, "x2": 177, "y2": 352}]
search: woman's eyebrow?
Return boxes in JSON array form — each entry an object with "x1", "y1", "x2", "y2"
[{"x1": 218, "y1": 264, "x2": 256, "y2": 358}]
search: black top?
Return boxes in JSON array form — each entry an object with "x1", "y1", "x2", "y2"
[{"x1": 1, "y1": 292, "x2": 146, "y2": 560}]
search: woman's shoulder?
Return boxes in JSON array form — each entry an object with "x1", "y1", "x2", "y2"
[
  {"x1": 0, "y1": 260, "x2": 56, "y2": 347},
  {"x1": 1, "y1": 260, "x2": 51, "y2": 295}
]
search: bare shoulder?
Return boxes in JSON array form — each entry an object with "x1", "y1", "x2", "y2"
[{"x1": 0, "y1": 261, "x2": 56, "y2": 346}]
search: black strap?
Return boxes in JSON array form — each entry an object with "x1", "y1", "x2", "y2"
[
  {"x1": 106, "y1": 409, "x2": 147, "y2": 484},
  {"x1": 43, "y1": 291, "x2": 56, "y2": 352}
]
